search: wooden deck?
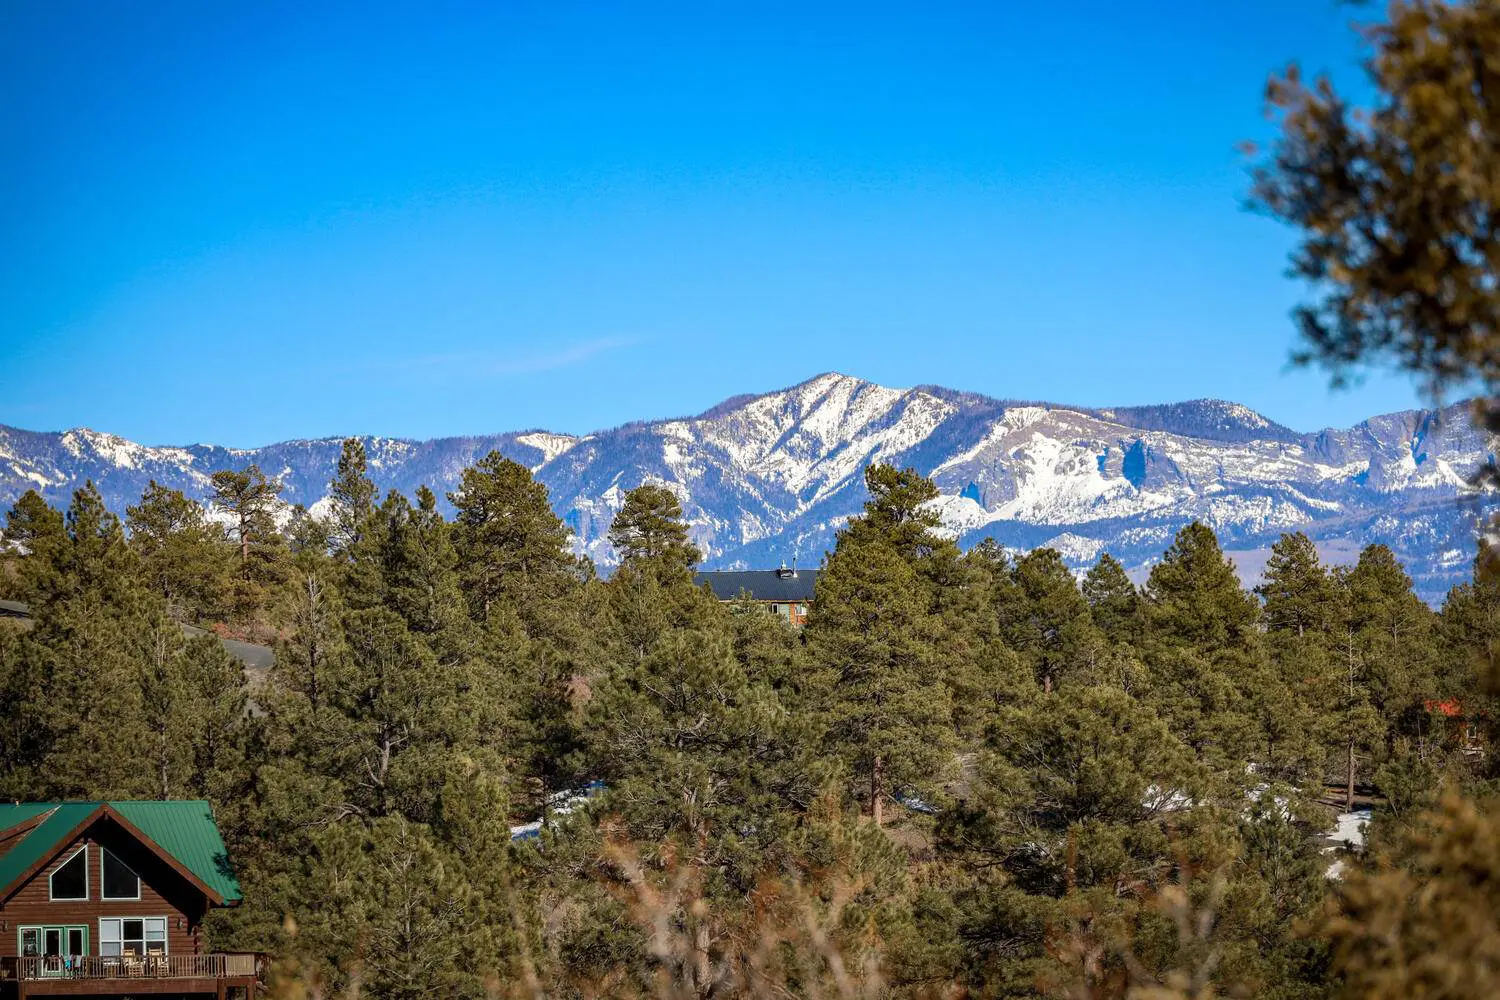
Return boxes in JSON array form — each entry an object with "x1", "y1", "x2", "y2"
[{"x1": 1, "y1": 953, "x2": 259, "y2": 998}]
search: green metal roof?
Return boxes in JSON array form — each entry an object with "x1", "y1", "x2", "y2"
[
  {"x1": 0, "y1": 802, "x2": 65, "y2": 832},
  {"x1": 0, "y1": 801, "x2": 242, "y2": 904}
]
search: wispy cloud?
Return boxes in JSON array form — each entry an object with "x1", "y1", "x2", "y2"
[{"x1": 353, "y1": 336, "x2": 639, "y2": 381}]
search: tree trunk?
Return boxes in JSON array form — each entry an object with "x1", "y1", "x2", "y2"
[
  {"x1": 692, "y1": 918, "x2": 711, "y2": 996},
  {"x1": 1346, "y1": 631, "x2": 1358, "y2": 812},
  {"x1": 159, "y1": 733, "x2": 170, "y2": 800},
  {"x1": 871, "y1": 755, "x2": 884, "y2": 827},
  {"x1": 1345, "y1": 740, "x2": 1356, "y2": 812}
]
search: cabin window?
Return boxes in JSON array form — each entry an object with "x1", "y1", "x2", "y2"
[
  {"x1": 99, "y1": 916, "x2": 167, "y2": 957},
  {"x1": 49, "y1": 847, "x2": 87, "y2": 901},
  {"x1": 101, "y1": 848, "x2": 141, "y2": 900}
]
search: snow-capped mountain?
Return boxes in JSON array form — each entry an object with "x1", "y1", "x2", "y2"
[{"x1": 0, "y1": 373, "x2": 1492, "y2": 603}]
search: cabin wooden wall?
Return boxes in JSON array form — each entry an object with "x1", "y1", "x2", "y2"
[{"x1": 0, "y1": 823, "x2": 205, "y2": 957}]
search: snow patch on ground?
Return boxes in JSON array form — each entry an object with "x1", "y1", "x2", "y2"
[
  {"x1": 1324, "y1": 808, "x2": 1372, "y2": 880},
  {"x1": 1330, "y1": 809, "x2": 1371, "y2": 850}
]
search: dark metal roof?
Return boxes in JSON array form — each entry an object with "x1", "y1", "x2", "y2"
[{"x1": 695, "y1": 569, "x2": 819, "y2": 602}]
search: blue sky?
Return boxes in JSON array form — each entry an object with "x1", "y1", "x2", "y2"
[{"x1": 0, "y1": 1, "x2": 1426, "y2": 447}]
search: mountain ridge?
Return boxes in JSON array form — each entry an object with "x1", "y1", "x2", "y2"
[{"x1": 1, "y1": 372, "x2": 1491, "y2": 604}]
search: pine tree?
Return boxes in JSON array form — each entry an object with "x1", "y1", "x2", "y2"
[
  {"x1": 448, "y1": 451, "x2": 579, "y2": 625},
  {"x1": 605, "y1": 483, "x2": 719, "y2": 666},
  {"x1": 211, "y1": 464, "x2": 283, "y2": 569},
  {"x1": 842, "y1": 463, "x2": 946, "y2": 563},
  {"x1": 2, "y1": 489, "x2": 67, "y2": 602},
  {"x1": 328, "y1": 438, "x2": 377, "y2": 559},
  {"x1": 947, "y1": 543, "x2": 1032, "y2": 728},
  {"x1": 299, "y1": 816, "x2": 486, "y2": 999},
  {"x1": 939, "y1": 685, "x2": 1208, "y2": 993},
  {"x1": 321, "y1": 607, "x2": 463, "y2": 823},
  {"x1": 448, "y1": 456, "x2": 594, "y2": 804},
  {"x1": 1328, "y1": 546, "x2": 1439, "y2": 810},
  {"x1": 1250, "y1": 0, "x2": 1500, "y2": 421},
  {"x1": 210, "y1": 464, "x2": 288, "y2": 629},
  {"x1": 589, "y1": 625, "x2": 817, "y2": 892},
  {"x1": 0, "y1": 624, "x2": 47, "y2": 799},
  {"x1": 1139, "y1": 522, "x2": 1266, "y2": 773},
  {"x1": 126, "y1": 480, "x2": 229, "y2": 624},
  {"x1": 997, "y1": 547, "x2": 1103, "y2": 692},
  {"x1": 805, "y1": 520, "x2": 954, "y2": 826},
  {"x1": 1083, "y1": 552, "x2": 1140, "y2": 638},
  {"x1": 1256, "y1": 533, "x2": 1340, "y2": 784},
  {"x1": 1346, "y1": 544, "x2": 1437, "y2": 737},
  {"x1": 607, "y1": 483, "x2": 701, "y2": 585},
  {"x1": 23, "y1": 484, "x2": 155, "y2": 798},
  {"x1": 436, "y1": 756, "x2": 519, "y2": 985},
  {"x1": 1145, "y1": 522, "x2": 1260, "y2": 651},
  {"x1": 1258, "y1": 533, "x2": 1335, "y2": 638}
]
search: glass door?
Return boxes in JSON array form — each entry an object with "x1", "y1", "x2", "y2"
[{"x1": 25, "y1": 925, "x2": 87, "y2": 977}]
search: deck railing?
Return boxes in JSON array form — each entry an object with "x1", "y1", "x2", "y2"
[{"x1": 3, "y1": 953, "x2": 260, "y2": 981}]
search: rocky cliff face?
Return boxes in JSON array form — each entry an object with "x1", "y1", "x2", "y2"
[{"x1": 1, "y1": 373, "x2": 1490, "y2": 603}]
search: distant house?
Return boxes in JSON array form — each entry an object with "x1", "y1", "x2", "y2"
[
  {"x1": 1425, "y1": 698, "x2": 1486, "y2": 757},
  {"x1": 695, "y1": 568, "x2": 819, "y2": 626},
  {"x1": 0, "y1": 801, "x2": 260, "y2": 999}
]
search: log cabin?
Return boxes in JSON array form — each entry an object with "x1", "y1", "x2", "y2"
[
  {"x1": 694, "y1": 568, "x2": 819, "y2": 626},
  {"x1": 0, "y1": 801, "x2": 259, "y2": 1000}
]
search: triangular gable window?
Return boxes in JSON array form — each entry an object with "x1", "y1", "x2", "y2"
[
  {"x1": 101, "y1": 847, "x2": 141, "y2": 900},
  {"x1": 49, "y1": 847, "x2": 87, "y2": 900}
]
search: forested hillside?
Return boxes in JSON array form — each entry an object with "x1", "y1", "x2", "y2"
[{"x1": 2, "y1": 443, "x2": 1495, "y2": 998}]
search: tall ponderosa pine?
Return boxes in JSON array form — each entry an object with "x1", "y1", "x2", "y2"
[
  {"x1": 127, "y1": 480, "x2": 229, "y2": 623},
  {"x1": 1256, "y1": 532, "x2": 1340, "y2": 784},
  {"x1": 607, "y1": 482, "x2": 701, "y2": 584},
  {"x1": 210, "y1": 464, "x2": 287, "y2": 628},
  {"x1": 589, "y1": 624, "x2": 817, "y2": 887},
  {"x1": 1, "y1": 486, "x2": 252, "y2": 804},
  {"x1": 605, "y1": 484, "x2": 718, "y2": 664},
  {"x1": 448, "y1": 451, "x2": 578, "y2": 625},
  {"x1": 2, "y1": 489, "x2": 67, "y2": 602},
  {"x1": 997, "y1": 547, "x2": 1103, "y2": 692},
  {"x1": 1082, "y1": 552, "x2": 1139, "y2": 639},
  {"x1": 449, "y1": 455, "x2": 594, "y2": 803},
  {"x1": 940, "y1": 685, "x2": 1206, "y2": 993},
  {"x1": 25, "y1": 484, "x2": 154, "y2": 798},
  {"x1": 328, "y1": 438, "x2": 377, "y2": 559},
  {"x1": 1329, "y1": 545, "x2": 1438, "y2": 810},
  {"x1": 805, "y1": 465, "x2": 956, "y2": 826},
  {"x1": 1139, "y1": 522, "x2": 1268, "y2": 773},
  {"x1": 1258, "y1": 532, "x2": 1335, "y2": 638}
]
